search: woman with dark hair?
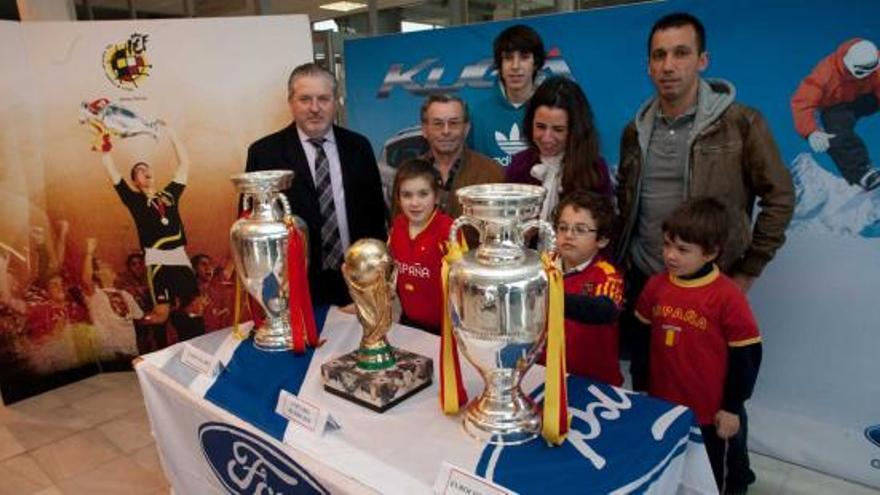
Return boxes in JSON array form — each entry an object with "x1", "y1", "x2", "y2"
[{"x1": 505, "y1": 76, "x2": 613, "y2": 221}]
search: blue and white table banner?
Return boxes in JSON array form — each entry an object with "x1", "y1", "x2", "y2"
[{"x1": 136, "y1": 307, "x2": 716, "y2": 494}]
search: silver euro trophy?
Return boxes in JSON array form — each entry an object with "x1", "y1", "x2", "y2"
[
  {"x1": 446, "y1": 184, "x2": 556, "y2": 445},
  {"x1": 229, "y1": 170, "x2": 307, "y2": 351}
]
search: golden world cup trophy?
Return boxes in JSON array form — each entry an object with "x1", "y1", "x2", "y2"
[
  {"x1": 343, "y1": 239, "x2": 397, "y2": 369},
  {"x1": 321, "y1": 239, "x2": 433, "y2": 412}
]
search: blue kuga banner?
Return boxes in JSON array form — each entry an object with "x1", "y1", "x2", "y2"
[{"x1": 345, "y1": 0, "x2": 880, "y2": 487}]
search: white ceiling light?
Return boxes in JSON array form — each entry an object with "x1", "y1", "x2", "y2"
[
  {"x1": 320, "y1": 1, "x2": 367, "y2": 12},
  {"x1": 313, "y1": 19, "x2": 339, "y2": 31}
]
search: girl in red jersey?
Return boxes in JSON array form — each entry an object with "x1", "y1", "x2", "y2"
[{"x1": 387, "y1": 159, "x2": 453, "y2": 335}]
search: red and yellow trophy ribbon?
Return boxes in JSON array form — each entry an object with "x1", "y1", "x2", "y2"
[
  {"x1": 439, "y1": 239, "x2": 469, "y2": 414},
  {"x1": 541, "y1": 252, "x2": 569, "y2": 445},
  {"x1": 284, "y1": 218, "x2": 320, "y2": 353}
]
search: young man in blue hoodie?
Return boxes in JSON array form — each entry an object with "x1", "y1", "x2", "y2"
[{"x1": 469, "y1": 24, "x2": 545, "y2": 166}]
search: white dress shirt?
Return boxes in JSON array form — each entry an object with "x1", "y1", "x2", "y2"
[{"x1": 297, "y1": 126, "x2": 352, "y2": 252}]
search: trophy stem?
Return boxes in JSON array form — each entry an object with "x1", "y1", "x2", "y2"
[
  {"x1": 462, "y1": 369, "x2": 540, "y2": 445},
  {"x1": 253, "y1": 312, "x2": 293, "y2": 351}
]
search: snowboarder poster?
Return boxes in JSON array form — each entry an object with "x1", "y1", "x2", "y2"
[{"x1": 789, "y1": 38, "x2": 880, "y2": 236}]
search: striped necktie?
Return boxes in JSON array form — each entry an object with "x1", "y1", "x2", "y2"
[{"x1": 308, "y1": 137, "x2": 344, "y2": 270}]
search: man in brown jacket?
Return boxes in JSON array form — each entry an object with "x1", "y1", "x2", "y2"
[
  {"x1": 616, "y1": 13, "x2": 794, "y2": 292},
  {"x1": 420, "y1": 94, "x2": 504, "y2": 219},
  {"x1": 615, "y1": 12, "x2": 794, "y2": 494}
]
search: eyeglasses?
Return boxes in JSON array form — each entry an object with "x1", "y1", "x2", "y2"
[
  {"x1": 555, "y1": 223, "x2": 598, "y2": 237},
  {"x1": 426, "y1": 119, "x2": 465, "y2": 131}
]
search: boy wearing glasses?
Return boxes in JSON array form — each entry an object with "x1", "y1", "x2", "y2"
[{"x1": 548, "y1": 192, "x2": 623, "y2": 386}]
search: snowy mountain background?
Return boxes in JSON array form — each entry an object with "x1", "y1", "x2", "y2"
[{"x1": 789, "y1": 153, "x2": 880, "y2": 238}]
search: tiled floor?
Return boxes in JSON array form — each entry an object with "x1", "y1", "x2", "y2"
[
  {"x1": 0, "y1": 371, "x2": 878, "y2": 495},
  {"x1": 0, "y1": 373, "x2": 168, "y2": 495}
]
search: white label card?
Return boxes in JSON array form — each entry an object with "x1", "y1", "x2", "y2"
[
  {"x1": 275, "y1": 389, "x2": 339, "y2": 437},
  {"x1": 180, "y1": 343, "x2": 219, "y2": 376},
  {"x1": 434, "y1": 462, "x2": 516, "y2": 495}
]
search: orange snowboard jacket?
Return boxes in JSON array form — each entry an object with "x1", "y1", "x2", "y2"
[{"x1": 791, "y1": 38, "x2": 880, "y2": 137}]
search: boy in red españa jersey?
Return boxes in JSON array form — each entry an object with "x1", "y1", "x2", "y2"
[{"x1": 635, "y1": 197, "x2": 762, "y2": 493}]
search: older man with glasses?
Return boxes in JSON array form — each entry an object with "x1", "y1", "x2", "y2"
[{"x1": 419, "y1": 94, "x2": 504, "y2": 219}]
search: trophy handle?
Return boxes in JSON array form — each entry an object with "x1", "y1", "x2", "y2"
[
  {"x1": 521, "y1": 219, "x2": 557, "y2": 255},
  {"x1": 241, "y1": 193, "x2": 253, "y2": 214},
  {"x1": 275, "y1": 192, "x2": 293, "y2": 218},
  {"x1": 449, "y1": 216, "x2": 479, "y2": 245},
  {"x1": 276, "y1": 193, "x2": 309, "y2": 270}
]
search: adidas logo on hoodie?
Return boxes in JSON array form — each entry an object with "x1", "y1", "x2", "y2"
[{"x1": 495, "y1": 123, "x2": 529, "y2": 157}]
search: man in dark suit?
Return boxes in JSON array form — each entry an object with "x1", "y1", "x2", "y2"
[{"x1": 246, "y1": 62, "x2": 387, "y2": 306}]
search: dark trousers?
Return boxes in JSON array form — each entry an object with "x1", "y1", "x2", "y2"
[
  {"x1": 701, "y1": 408, "x2": 756, "y2": 493},
  {"x1": 619, "y1": 263, "x2": 651, "y2": 390},
  {"x1": 170, "y1": 312, "x2": 205, "y2": 343},
  {"x1": 310, "y1": 268, "x2": 352, "y2": 307},
  {"x1": 135, "y1": 322, "x2": 166, "y2": 353},
  {"x1": 821, "y1": 93, "x2": 880, "y2": 184}
]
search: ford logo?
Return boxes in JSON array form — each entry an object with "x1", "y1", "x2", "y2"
[
  {"x1": 199, "y1": 422, "x2": 328, "y2": 494},
  {"x1": 867, "y1": 425, "x2": 880, "y2": 449}
]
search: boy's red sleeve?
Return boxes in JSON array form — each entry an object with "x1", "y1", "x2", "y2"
[
  {"x1": 721, "y1": 285, "x2": 762, "y2": 347},
  {"x1": 563, "y1": 263, "x2": 624, "y2": 324},
  {"x1": 593, "y1": 264, "x2": 624, "y2": 310}
]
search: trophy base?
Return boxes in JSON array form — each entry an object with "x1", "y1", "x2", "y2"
[
  {"x1": 462, "y1": 391, "x2": 541, "y2": 445},
  {"x1": 253, "y1": 334, "x2": 293, "y2": 352},
  {"x1": 321, "y1": 349, "x2": 433, "y2": 413},
  {"x1": 253, "y1": 316, "x2": 293, "y2": 352}
]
